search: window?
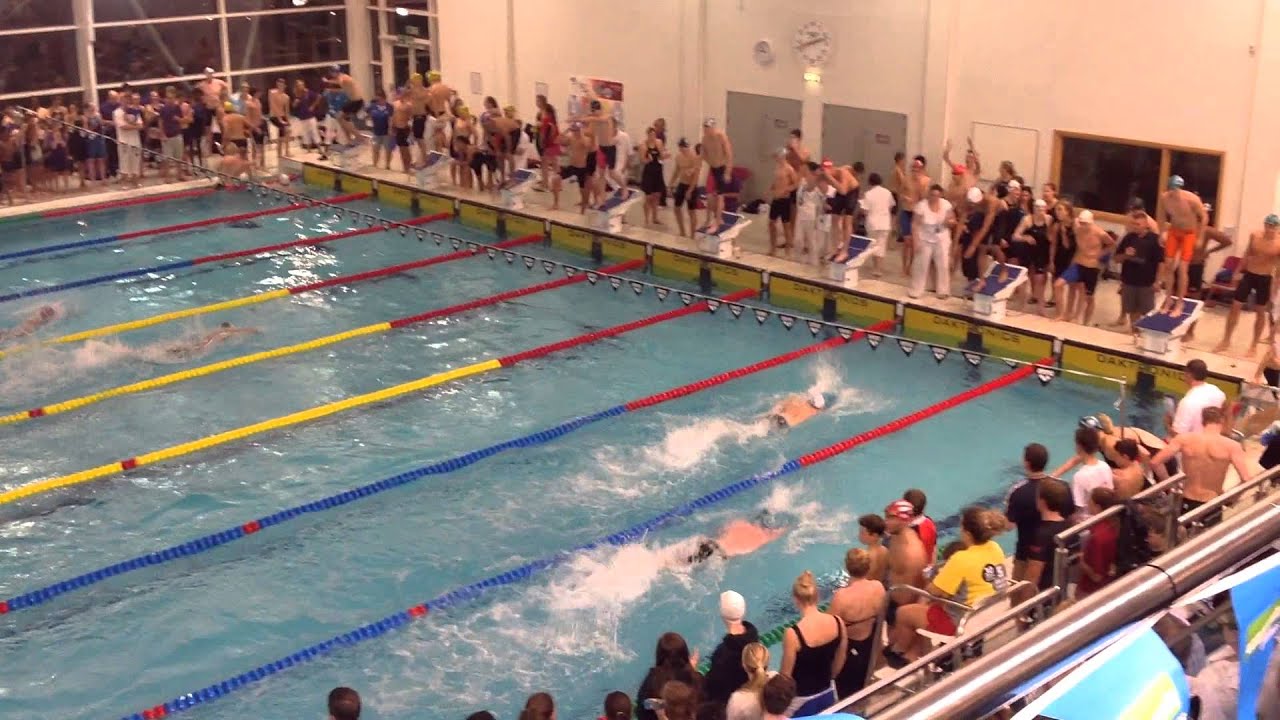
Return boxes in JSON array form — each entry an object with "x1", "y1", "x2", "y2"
[
  {"x1": 388, "y1": 11, "x2": 431, "y2": 40},
  {"x1": 0, "y1": 29, "x2": 80, "y2": 96},
  {"x1": 227, "y1": 11, "x2": 347, "y2": 69},
  {"x1": 0, "y1": 1, "x2": 74, "y2": 29},
  {"x1": 225, "y1": 0, "x2": 343, "y2": 12},
  {"x1": 94, "y1": 20, "x2": 224, "y2": 84},
  {"x1": 1054, "y1": 132, "x2": 1224, "y2": 224},
  {"x1": 93, "y1": 0, "x2": 218, "y2": 23}
]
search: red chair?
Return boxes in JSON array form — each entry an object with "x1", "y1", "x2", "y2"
[{"x1": 1204, "y1": 255, "x2": 1242, "y2": 307}]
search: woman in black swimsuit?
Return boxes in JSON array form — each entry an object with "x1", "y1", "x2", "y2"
[
  {"x1": 1049, "y1": 200, "x2": 1077, "y2": 308},
  {"x1": 830, "y1": 548, "x2": 886, "y2": 697},
  {"x1": 640, "y1": 126, "x2": 667, "y2": 226}
]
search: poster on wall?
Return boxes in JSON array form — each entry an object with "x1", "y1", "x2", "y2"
[{"x1": 567, "y1": 76, "x2": 625, "y2": 127}]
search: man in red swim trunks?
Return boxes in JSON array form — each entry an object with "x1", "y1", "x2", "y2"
[{"x1": 1157, "y1": 174, "x2": 1208, "y2": 314}]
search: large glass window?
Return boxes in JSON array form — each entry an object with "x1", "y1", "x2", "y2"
[
  {"x1": 94, "y1": 20, "x2": 224, "y2": 83},
  {"x1": 0, "y1": 1, "x2": 74, "y2": 29},
  {"x1": 93, "y1": 0, "x2": 218, "y2": 23},
  {"x1": 227, "y1": 10, "x2": 347, "y2": 70},
  {"x1": 226, "y1": 0, "x2": 343, "y2": 12},
  {"x1": 1169, "y1": 150, "x2": 1224, "y2": 226},
  {"x1": 0, "y1": 29, "x2": 79, "y2": 96}
]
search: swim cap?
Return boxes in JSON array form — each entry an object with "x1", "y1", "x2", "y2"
[
  {"x1": 885, "y1": 500, "x2": 915, "y2": 520},
  {"x1": 776, "y1": 148, "x2": 788, "y2": 159},
  {"x1": 1078, "y1": 210, "x2": 1095, "y2": 224},
  {"x1": 1034, "y1": 198, "x2": 1047, "y2": 208},
  {"x1": 426, "y1": 70, "x2": 441, "y2": 83},
  {"x1": 504, "y1": 105, "x2": 516, "y2": 114},
  {"x1": 719, "y1": 591, "x2": 746, "y2": 622},
  {"x1": 203, "y1": 67, "x2": 215, "y2": 74},
  {"x1": 224, "y1": 101, "x2": 234, "y2": 112},
  {"x1": 952, "y1": 163, "x2": 966, "y2": 176},
  {"x1": 409, "y1": 72, "x2": 423, "y2": 83},
  {"x1": 678, "y1": 137, "x2": 689, "y2": 147},
  {"x1": 809, "y1": 391, "x2": 827, "y2": 410},
  {"x1": 966, "y1": 186, "x2": 984, "y2": 203},
  {"x1": 1079, "y1": 415, "x2": 1102, "y2": 430},
  {"x1": 821, "y1": 159, "x2": 834, "y2": 169},
  {"x1": 703, "y1": 117, "x2": 716, "y2": 128},
  {"x1": 1266, "y1": 213, "x2": 1280, "y2": 227},
  {"x1": 1169, "y1": 174, "x2": 1185, "y2": 189},
  {"x1": 1007, "y1": 179, "x2": 1022, "y2": 191}
]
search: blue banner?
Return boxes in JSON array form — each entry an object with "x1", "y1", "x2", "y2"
[{"x1": 1230, "y1": 552, "x2": 1280, "y2": 719}]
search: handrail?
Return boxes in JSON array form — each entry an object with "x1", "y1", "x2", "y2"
[
  {"x1": 1179, "y1": 463, "x2": 1280, "y2": 536},
  {"x1": 885, "y1": 584, "x2": 971, "y2": 615},
  {"x1": 821, "y1": 587, "x2": 1060, "y2": 715}
]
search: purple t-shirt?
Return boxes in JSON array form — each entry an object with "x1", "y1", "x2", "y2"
[{"x1": 159, "y1": 103, "x2": 182, "y2": 138}]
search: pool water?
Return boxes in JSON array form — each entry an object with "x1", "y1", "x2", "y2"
[{"x1": 0, "y1": 188, "x2": 1120, "y2": 720}]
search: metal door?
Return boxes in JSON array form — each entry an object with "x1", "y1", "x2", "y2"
[
  {"x1": 726, "y1": 92, "x2": 803, "y2": 203},
  {"x1": 821, "y1": 104, "x2": 907, "y2": 186}
]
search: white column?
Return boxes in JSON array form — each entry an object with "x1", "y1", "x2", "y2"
[
  {"x1": 918, "y1": 0, "x2": 956, "y2": 173},
  {"x1": 346, "y1": 0, "x2": 375, "y2": 98},
  {"x1": 217, "y1": 0, "x2": 232, "y2": 84},
  {"x1": 73, "y1": 0, "x2": 96, "y2": 104},
  {"x1": 1234, "y1": 0, "x2": 1279, "y2": 243}
]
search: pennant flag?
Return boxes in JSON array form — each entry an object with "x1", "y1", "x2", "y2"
[
  {"x1": 541, "y1": 260, "x2": 556, "y2": 274},
  {"x1": 778, "y1": 314, "x2": 796, "y2": 330},
  {"x1": 806, "y1": 320, "x2": 823, "y2": 336},
  {"x1": 586, "y1": 271, "x2": 599, "y2": 285},
  {"x1": 522, "y1": 255, "x2": 536, "y2": 269},
  {"x1": 430, "y1": 232, "x2": 444, "y2": 245},
  {"x1": 416, "y1": 229, "x2": 427, "y2": 242},
  {"x1": 962, "y1": 351, "x2": 983, "y2": 367},
  {"x1": 754, "y1": 308, "x2": 771, "y2": 324},
  {"x1": 707, "y1": 299, "x2": 721, "y2": 313},
  {"x1": 366, "y1": 214, "x2": 376, "y2": 227},
  {"x1": 866, "y1": 333, "x2": 882, "y2": 349},
  {"x1": 564, "y1": 266, "x2": 579, "y2": 277},
  {"x1": 1003, "y1": 358, "x2": 1020, "y2": 368},
  {"x1": 655, "y1": 287, "x2": 670, "y2": 302},
  {"x1": 485, "y1": 247, "x2": 496, "y2": 259},
  {"x1": 929, "y1": 345, "x2": 950, "y2": 363},
  {"x1": 399, "y1": 226, "x2": 408, "y2": 236},
  {"x1": 502, "y1": 250, "x2": 516, "y2": 263},
  {"x1": 630, "y1": 280, "x2": 645, "y2": 295},
  {"x1": 837, "y1": 327, "x2": 854, "y2": 340},
  {"x1": 678, "y1": 292, "x2": 695, "y2": 306},
  {"x1": 728, "y1": 303, "x2": 745, "y2": 319},
  {"x1": 1035, "y1": 366, "x2": 1057, "y2": 385},
  {"x1": 449, "y1": 237, "x2": 463, "y2": 250},
  {"x1": 609, "y1": 276, "x2": 622, "y2": 291},
  {"x1": 897, "y1": 339, "x2": 916, "y2": 356},
  {"x1": 466, "y1": 241, "x2": 479, "y2": 253}
]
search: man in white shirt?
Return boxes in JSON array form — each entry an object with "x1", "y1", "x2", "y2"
[
  {"x1": 113, "y1": 92, "x2": 144, "y2": 186},
  {"x1": 1172, "y1": 359, "x2": 1227, "y2": 436},
  {"x1": 1053, "y1": 426, "x2": 1113, "y2": 521},
  {"x1": 857, "y1": 172, "x2": 896, "y2": 277},
  {"x1": 611, "y1": 120, "x2": 632, "y2": 190}
]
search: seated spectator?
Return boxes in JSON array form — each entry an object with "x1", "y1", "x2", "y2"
[
  {"x1": 600, "y1": 691, "x2": 632, "y2": 720},
  {"x1": 1016, "y1": 477, "x2": 1072, "y2": 597},
  {"x1": 726, "y1": 643, "x2": 773, "y2": 720},
  {"x1": 657, "y1": 680, "x2": 699, "y2": 720},
  {"x1": 638, "y1": 632, "x2": 704, "y2": 720},
  {"x1": 829, "y1": 548, "x2": 885, "y2": 697},
  {"x1": 886, "y1": 508, "x2": 1009, "y2": 665},
  {"x1": 327, "y1": 687, "x2": 360, "y2": 720},
  {"x1": 760, "y1": 675, "x2": 796, "y2": 720},
  {"x1": 1076, "y1": 487, "x2": 1121, "y2": 598},
  {"x1": 857, "y1": 513, "x2": 889, "y2": 583},
  {"x1": 903, "y1": 488, "x2": 938, "y2": 563},
  {"x1": 780, "y1": 571, "x2": 846, "y2": 715},
  {"x1": 703, "y1": 590, "x2": 760, "y2": 707},
  {"x1": 519, "y1": 692, "x2": 555, "y2": 720}
]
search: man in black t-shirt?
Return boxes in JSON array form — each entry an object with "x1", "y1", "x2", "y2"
[
  {"x1": 1022, "y1": 477, "x2": 1073, "y2": 594},
  {"x1": 1114, "y1": 213, "x2": 1165, "y2": 331},
  {"x1": 1006, "y1": 443, "x2": 1050, "y2": 585}
]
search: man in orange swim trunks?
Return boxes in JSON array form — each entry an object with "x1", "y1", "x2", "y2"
[{"x1": 1157, "y1": 174, "x2": 1208, "y2": 314}]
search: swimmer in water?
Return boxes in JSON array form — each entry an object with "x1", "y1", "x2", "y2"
[
  {"x1": 767, "y1": 391, "x2": 828, "y2": 430},
  {"x1": 685, "y1": 511, "x2": 787, "y2": 564},
  {"x1": 0, "y1": 303, "x2": 64, "y2": 343},
  {"x1": 144, "y1": 321, "x2": 260, "y2": 363}
]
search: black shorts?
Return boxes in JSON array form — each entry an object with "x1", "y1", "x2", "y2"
[
  {"x1": 1235, "y1": 271, "x2": 1273, "y2": 306},
  {"x1": 470, "y1": 151, "x2": 496, "y2": 173},
  {"x1": 709, "y1": 164, "x2": 728, "y2": 192},
  {"x1": 769, "y1": 197, "x2": 794, "y2": 222},
  {"x1": 599, "y1": 143, "x2": 617, "y2": 169},
  {"x1": 1265, "y1": 367, "x2": 1280, "y2": 387},
  {"x1": 412, "y1": 115, "x2": 426, "y2": 139},
  {"x1": 341, "y1": 99, "x2": 364, "y2": 116},
  {"x1": 673, "y1": 182, "x2": 697, "y2": 209},
  {"x1": 1187, "y1": 263, "x2": 1205, "y2": 294},
  {"x1": 269, "y1": 117, "x2": 287, "y2": 132},
  {"x1": 509, "y1": 129, "x2": 523, "y2": 153},
  {"x1": 1180, "y1": 497, "x2": 1223, "y2": 527},
  {"x1": 1062, "y1": 264, "x2": 1101, "y2": 295},
  {"x1": 560, "y1": 165, "x2": 587, "y2": 185},
  {"x1": 229, "y1": 138, "x2": 248, "y2": 151},
  {"x1": 584, "y1": 150, "x2": 598, "y2": 174},
  {"x1": 252, "y1": 127, "x2": 265, "y2": 144},
  {"x1": 394, "y1": 127, "x2": 411, "y2": 147}
]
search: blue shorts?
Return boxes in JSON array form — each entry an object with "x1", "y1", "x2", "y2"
[
  {"x1": 374, "y1": 134, "x2": 394, "y2": 150},
  {"x1": 898, "y1": 209, "x2": 914, "y2": 238}
]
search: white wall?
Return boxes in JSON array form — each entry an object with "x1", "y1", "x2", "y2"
[{"x1": 437, "y1": 0, "x2": 513, "y2": 111}]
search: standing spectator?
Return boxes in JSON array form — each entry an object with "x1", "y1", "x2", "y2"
[
  {"x1": 100, "y1": 89, "x2": 121, "y2": 178},
  {"x1": 292, "y1": 78, "x2": 321, "y2": 151},
  {"x1": 830, "y1": 548, "x2": 886, "y2": 697},
  {"x1": 1171, "y1": 359, "x2": 1226, "y2": 436},
  {"x1": 1077, "y1": 487, "x2": 1121, "y2": 598},
  {"x1": 909, "y1": 183, "x2": 956, "y2": 299},
  {"x1": 657, "y1": 680, "x2": 698, "y2": 720},
  {"x1": 857, "y1": 513, "x2": 889, "y2": 583},
  {"x1": 519, "y1": 692, "x2": 555, "y2": 720},
  {"x1": 1113, "y1": 208, "x2": 1164, "y2": 331},
  {"x1": 1017, "y1": 477, "x2": 1073, "y2": 594},
  {"x1": 1006, "y1": 443, "x2": 1055, "y2": 586},
  {"x1": 1052, "y1": 427, "x2": 1114, "y2": 521},
  {"x1": 903, "y1": 489, "x2": 937, "y2": 563},
  {"x1": 726, "y1": 643, "x2": 773, "y2": 720},
  {"x1": 884, "y1": 500, "x2": 928, "y2": 630},
  {"x1": 640, "y1": 126, "x2": 668, "y2": 227},
  {"x1": 858, "y1": 172, "x2": 895, "y2": 277},
  {"x1": 704, "y1": 590, "x2": 760, "y2": 707},
  {"x1": 158, "y1": 86, "x2": 185, "y2": 181},
  {"x1": 780, "y1": 571, "x2": 846, "y2": 715},
  {"x1": 600, "y1": 691, "x2": 631, "y2": 720},
  {"x1": 114, "y1": 92, "x2": 144, "y2": 186},
  {"x1": 367, "y1": 89, "x2": 392, "y2": 170},
  {"x1": 326, "y1": 687, "x2": 360, "y2": 720},
  {"x1": 760, "y1": 674, "x2": 796, "y2": 720},
  {"x1": 637, "y1": 632, "x2": 703, "y2": 720}
]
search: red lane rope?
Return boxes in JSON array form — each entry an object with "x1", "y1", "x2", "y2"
[
  {"x1": 193, "y1": 210, "x2": 449, "y2": 265},
  {"x1": 113, "y1": 191, "x2": 369, "y2": 241},
  {"x1": 39, "y1": 187, "x2": 219, "y2": 219},
  {"x1": 496, "y1": 288, "x2": 758, "y2": 367}
]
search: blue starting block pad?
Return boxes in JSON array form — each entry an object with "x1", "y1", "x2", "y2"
[
  {"x1": 415, "y1": 150, "x2": 451, "y2": 189},
  {"x1": 825, "y1": 234, "x2": 876, "y2": 288},
  {"x1": 972, "y1": 262, "x2": 1029, "y2": 320},
  {"x1": 1135, "y1": 298, "x2": 1203, "y2": 355},
  {"x1": 696, "y1": 211, "x2": 751, "y2": 258},
  {"x1": 588, "y1": 188, "x2": 642, "y2": 232},
  {"x1": 500, "y1": 168, "x2": 538, "y2": 209}
]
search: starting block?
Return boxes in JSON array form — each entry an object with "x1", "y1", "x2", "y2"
[
  {"x1": 972, "y1": 262, "x2": 1028, "y2": 321},
  {"x1": 330, "y1": 140, "x2": 363, "y2": 169},
  {"x1": 696, "y1": 212, "x2": 750, "y2": 259},
  {"x1": 825, "y1": 234, "x2": 875, "y2": 288},
  {"x1": 1135, "y1": 298, "x2": 1204, "y2": 355},
  {"x1": 415, "y1": 151, "x2": 451, "y2": 189},
  {"x1": 499, "y1": 168, "x2": 538, "y2": 210},
  {"x1": 588, "y1": 188, "x2": 642, "y2": 233}
]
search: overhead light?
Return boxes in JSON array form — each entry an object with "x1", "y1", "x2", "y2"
[
  {"x1": 395, "y1": 6, "x2": 409, "y2": 16},
  {"x1": 803, "y1": 70, "x2": 822, "y2": 84},
  {"x1": 292, "y1": 0, "x2": 308, "y2": 6}
]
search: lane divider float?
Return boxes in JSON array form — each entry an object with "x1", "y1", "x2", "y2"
[
  {"x1": 3, "y1": 320, "x2": 890, "y2": 616},
  {"x1": 110, "y1": 356, "x2": 1045, "y2": 720},
  {"x1": 0, "y1": 187, "x2": 219, "y2": 229},
  {"x1": 0, "y1": 191, "x2": 366, "y2": 265},
  {"x1": 0, "y1": 221, "x2": 515, "y2": 359},
  {"x1": 0, "y1": 289, "x2": 757, "y2": 507},
  {"x1": 3, "y1": 255, "x2": 642, "y2": 425},
  {"x1": 0, "y1": 192, "x2": 374, "y2": 301}
]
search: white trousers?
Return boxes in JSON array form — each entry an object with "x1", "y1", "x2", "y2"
[
  {"x1": 294, "y1": 117, "x2": 320, "y2": 147},
  {"x1": 118, "y1": 138, "x2": 142, "y2": 176},
  {"x1": 910, "y1": 238, "x2": 951, "y2": 297},
  {"x1": 868, "y1": 229, "x2": 890, "y2": 258}
]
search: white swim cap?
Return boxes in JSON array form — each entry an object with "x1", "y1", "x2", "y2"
[
  {"x1": 966, "y1": 186, "x2": 984, "y2": 203},
  {"x1": 1078, "y1": 210, "x2": 1094, "y2": 224},
  {"x1": 809, "y1": 391, "x2": 827, "y2": 410},
  {"x1": 719, "y1": 590, "x2": 746, "y2": 621}
]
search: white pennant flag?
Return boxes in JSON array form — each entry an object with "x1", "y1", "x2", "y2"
[
  {"x1": 430, "y1": 232, "x2": 444, "y2": 245},
  {"x1": 837, "y1": 327, "x2": 854, "y2": 340},
  {"x1": 1035, "y1": 366, "x2": 1057, "y2": 385},
  {"x1": 929, "y1": 345, "x2": 950, "y2": 363},
  {"x1": 450, "y1": 237, "x2": 462, "y2": 250},
  {"x1": 866, "y1": 333, "x2": 883, "y2": 349},
  {"x1": 466, "y1": 241, "x2": 480, "y2": 254},
  {"x1": 778, "y1": 314, "x2": 796, "y2": 330},
  {"x1": 542, "y1": 260, "x2": 556, "y2": 274},
  {"x1": 1003, "y1": 358, "x2": 1019, "y2": 368},
  {"x1": 707, "y1": 299, "x2": 721, "y2": 313},
  {"x1": 806, "y1": 320, "x2": 823, "y2": 336},
  {"x1": 416, "y1": 230, "x2": 427, "y2": 242},
  {"x1": 630, "y1": 280, "x2": 645, "y2": 295},
  {"x1": 503, "y1": 251, "x2": 516, "y2": 263},
  {"x1": 609, "y1": 277, "x2": 622, "y2": 290},
  {"x1": 728, "y1": 303, "x2": 744, "y2": 318},
  {"x1": 897, "y1": 339, "x2": 916, "y2": 356},
  {"x1": 754, "y1": 308, "x2": 771, "y2": 324},
  {"x1": 486, "y1": 248, "x2": 496, "y2": 259},
  {"x1": 586, "y1": 271, "x2": 599, "y2": 284},
  {"x1": 962, "y1": 351, "x2": 983, "y2": 367},
  {"x1": 678, "y1": 292, "x2": 695, "y2": 306},
  {"x1": 522, "y1": 255, "x2": 536, "y2": 269},
  {"x1": 655, "y1": 287, "x2": 670, "y2": 301},
  {"x1": 564, "y1": 266, "x2": 579, "y2": 277},
  {"x1": 399, "y1": 226, "x2": 408, "y2": 236}
]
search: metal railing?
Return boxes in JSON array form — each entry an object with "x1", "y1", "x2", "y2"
[{"x1": 1179, "y1": 463, "x2": 1280, "y2": 538}]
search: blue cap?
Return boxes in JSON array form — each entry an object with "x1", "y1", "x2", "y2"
[
  {"x1": 1168, "y1": 175, "x2": 1185, "y2": 189},
  {"x1": 1266, "y1": 214, "x2": 1279, "y2": 227}
]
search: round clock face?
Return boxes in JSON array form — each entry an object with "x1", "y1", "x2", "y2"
[
  {"x1": 753, "y1": 39, "x2": 775, "y2": 67},
  {"x1": 793, "y1": 20, "x2": 832, "y2": 67}
]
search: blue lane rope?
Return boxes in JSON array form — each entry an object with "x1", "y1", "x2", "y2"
[
  {"x1": 0, "y1": 260, "x2": 194, "y2": 303},
  {"x1": 0, "y1": 235, "x2": 125, "y2": 263}
]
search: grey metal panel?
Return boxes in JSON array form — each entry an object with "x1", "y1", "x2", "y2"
[{"x1": 725, "y1": 91, "x2": 802, "y2": 203}]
